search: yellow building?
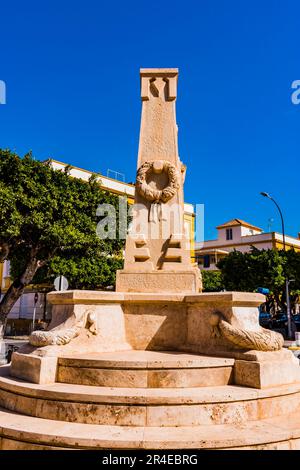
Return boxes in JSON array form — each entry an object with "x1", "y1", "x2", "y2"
[{"x1": 0, "y1": 257, "x2": 11, "y2": 290}]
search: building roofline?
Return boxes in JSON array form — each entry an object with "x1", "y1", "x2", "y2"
[
  {"x1": 195, "y1": 235, "x2": 300, "y2": 252},
  {"x1": 45, "y1": 159, "x2": 136, "y2": 187},
  {"x1": 273, "y1": 232, "x2": 300, "y2": 244},
  {"x1": 216, "y1": 219, "x2": 262, "y2": 232}
]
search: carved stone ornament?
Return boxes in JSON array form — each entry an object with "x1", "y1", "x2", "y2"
[
  {"x1": 209, "y1": 312, "x2": 284, "y2": 352},
  {"x1": 29, "y1": 308, "x2": 98, "y2": 347},
  {"x1": 29, "y1": 324, "x2": 83, "y2": 347},
  {"x1": 136, "y1": 160, "x2": 180, "y2": 203}
]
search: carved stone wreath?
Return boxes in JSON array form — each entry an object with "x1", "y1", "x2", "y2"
[
  {"x1": 136, "y1": 160, "x2": 180, "y2": 203},
  {"x1": 209, "y1": 312, "x2": 284, "y2": 352}
]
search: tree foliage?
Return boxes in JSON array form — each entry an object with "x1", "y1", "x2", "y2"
[
  {"x1": 0, "y1": 149, "x2": 127, "y2": 323},
  {"x1": 202, "y1": 270, "x2": 225, "y2": 292},
  {"x1": 217, "y1": 248, "x2": 300, "y2": 311}
]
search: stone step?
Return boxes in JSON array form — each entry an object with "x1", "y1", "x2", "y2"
[
  {"x1": 57, "y1": 350, "x2": 235, "y2": 388},
  {"x1": 0, "y1": 407, "x2": 300, "y2": 449},
  {"x1": 1, "y1": 366, "x2": 300, "y2": 427}
]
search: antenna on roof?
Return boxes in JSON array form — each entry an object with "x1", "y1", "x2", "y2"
[
  {"x1": 267, "y1": 218, "x2": 274, "y2": 233},
  {"x1": 107, "y1": 169, "x2": 125, "y2": 182}
]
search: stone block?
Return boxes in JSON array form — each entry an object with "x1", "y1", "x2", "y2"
[
  {"x1": 116, "y1": 270, "x2": 200, "y2": 294},
  {"x1": 234, "y1": 358, "x2": 300, "y2": 388},
  {"x1": 185, "y1": 292, "x2": 265, "y2": 355},
  {"x1": 10, "y1": 352, "x2": 57, "y2": 384},
  {"x1": 123, "y1": 302, "x2": 187, "y2": 350}
]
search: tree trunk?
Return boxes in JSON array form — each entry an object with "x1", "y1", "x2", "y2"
[
  {"x1": 0, "y1": 280, "x2": 28, "y2": 324},
  {"x1": 0, "y1": 248, "x2": 44, "y2": 324},
  {"x1": 0, "y1": 321, "x2": 4, "y2": 340},
  {"x1": 0, "y1": 242, "x2": 10, "y2": 262}
]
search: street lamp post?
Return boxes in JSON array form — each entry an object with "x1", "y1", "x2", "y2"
[
  {"x1": 260, "y1": 192, "x2": 293, "y2": 339},
  {"x1": 32, "y1": 292, "x2": 39, "y2": 333}
]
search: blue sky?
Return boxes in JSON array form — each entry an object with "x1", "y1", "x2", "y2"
[{"x1": 0, "y1": 0, "x2": 299, "y2": 240}]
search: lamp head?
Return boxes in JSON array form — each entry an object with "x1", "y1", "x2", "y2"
[{"x1": 260, "y1": 192, "x2": 271, "y2": 198}]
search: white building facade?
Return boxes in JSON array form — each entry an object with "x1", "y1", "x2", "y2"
[{"x1": 196, "y1": 219, "x2": 300, "y2": 271}]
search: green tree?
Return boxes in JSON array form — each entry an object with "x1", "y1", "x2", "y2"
[
  {"x1": 0, "y1": 149, "x2": 127, "y2": 329},
  {"x1": 217, "y1": 248, "x2": 300, "y2": 312},
  {"x1": 202, "y1": 270, "x2": 225, "y2": 292}
]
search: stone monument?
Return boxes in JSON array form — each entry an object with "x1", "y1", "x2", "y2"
[
  {"x1": 116, "y1": 69, "x2": 201, "y2": 294},
  {"x1": 0, "y1": 69, "x2": 300, "y2": 450}
]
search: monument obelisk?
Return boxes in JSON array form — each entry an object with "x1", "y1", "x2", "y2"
[{"x1": 116, "y1": 69, "x2": 201, "y2": 293}]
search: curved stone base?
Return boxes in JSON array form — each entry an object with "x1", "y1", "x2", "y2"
[
  {"x1": 2, "y1": 364, "x2": 300, "y2": 427},
  {"x1": 1, "y1": 347, "x2": 300, "y2": 450},
  {"x1": 0, "y1": 407, "x2": 300, "y2": 449},
  {"x1": 56, "y1": 351, "x2": 234, "y2": 388}
]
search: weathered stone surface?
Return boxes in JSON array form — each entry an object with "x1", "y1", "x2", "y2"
[
  {"x1": 56, "y1": 351, "x2": 234, "y2": 388},
  {"x1": 10, "y1": 353, "x2": 57, "y2": 384},
  {"x1": 15, "y1": 300, "x2": 131, "y2": 361},
  {"x1": 2, "y1": 353, "x2": 300, "y2": 448},
  {"x1": 2, "y1": 356, "x2": 300, "y2": 427},
  {"x1": 116, "y1": 270, "x2": 200, "y2": 294},
  {"x1": 57, "y1": 364, "x2": 233, "y2": 389},
  {"x1": 47, "y1": 290, "x2": 125, "y2": 304},
  {"x1": 14, "y1": 290, "x2": 274, "y2": 364},
  {"x1": 116, "y1": 68, "x2": 201, "y2": 293},
  {"x1": 9, "y1": 290, "x2": 300, "y2": 390},
  {"x1": 1, "y1": 406, "x2": 300, "y2": 449},
  {"x1": 234, "y1": 358, "x2": 300, "y2": 388},
  {"x1": 123, "y1": 302, "x2": 187, "y2": 350},
  {"x1": 185, "y1": 292, "x2": 266, "y2": 354},
  {"x1": 57, "y1": 350, "x2": 234, "y2": 369},
  {"x1": 57, "y1": 366, "x2": 149, "y2": 388},
  {"x1": 147, "y1": 367, "x2": 233, "y2": 388}
]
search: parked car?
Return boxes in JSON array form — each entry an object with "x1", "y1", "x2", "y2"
[
  {"x1": 293, "y1": 315, "x2": 300, "y2": 331},
  {"x1": 272, "y1": 313, "x2": 299, "y2": 339},
  {"x1": 259, "y1": 312, "x2": 272, "y2": 329},
  {"x1": 272, "y1": 312, "x2": 288, "y2": 330}
]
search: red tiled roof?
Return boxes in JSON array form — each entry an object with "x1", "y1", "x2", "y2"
[{"x1": 216, "y1": 219, "x2": 262, "y2": 231}]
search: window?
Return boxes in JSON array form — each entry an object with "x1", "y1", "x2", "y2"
[
  {"x1": 226, "y1": 228, "x2": 233, "y2": 240},
  {"x1": 196, "y1": 256, "x2": 203, "y2": 266},
  {"x1": 203, "y1": 255, "x2": 210, "y2": 268}
]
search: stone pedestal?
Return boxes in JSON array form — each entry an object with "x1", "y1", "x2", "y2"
[
  {"x1": 10, "y1": 290, "x2": 300, "y2": 389},
  {"x1": 116, "y1": 269, "x2": 200, "y2": 293}
]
